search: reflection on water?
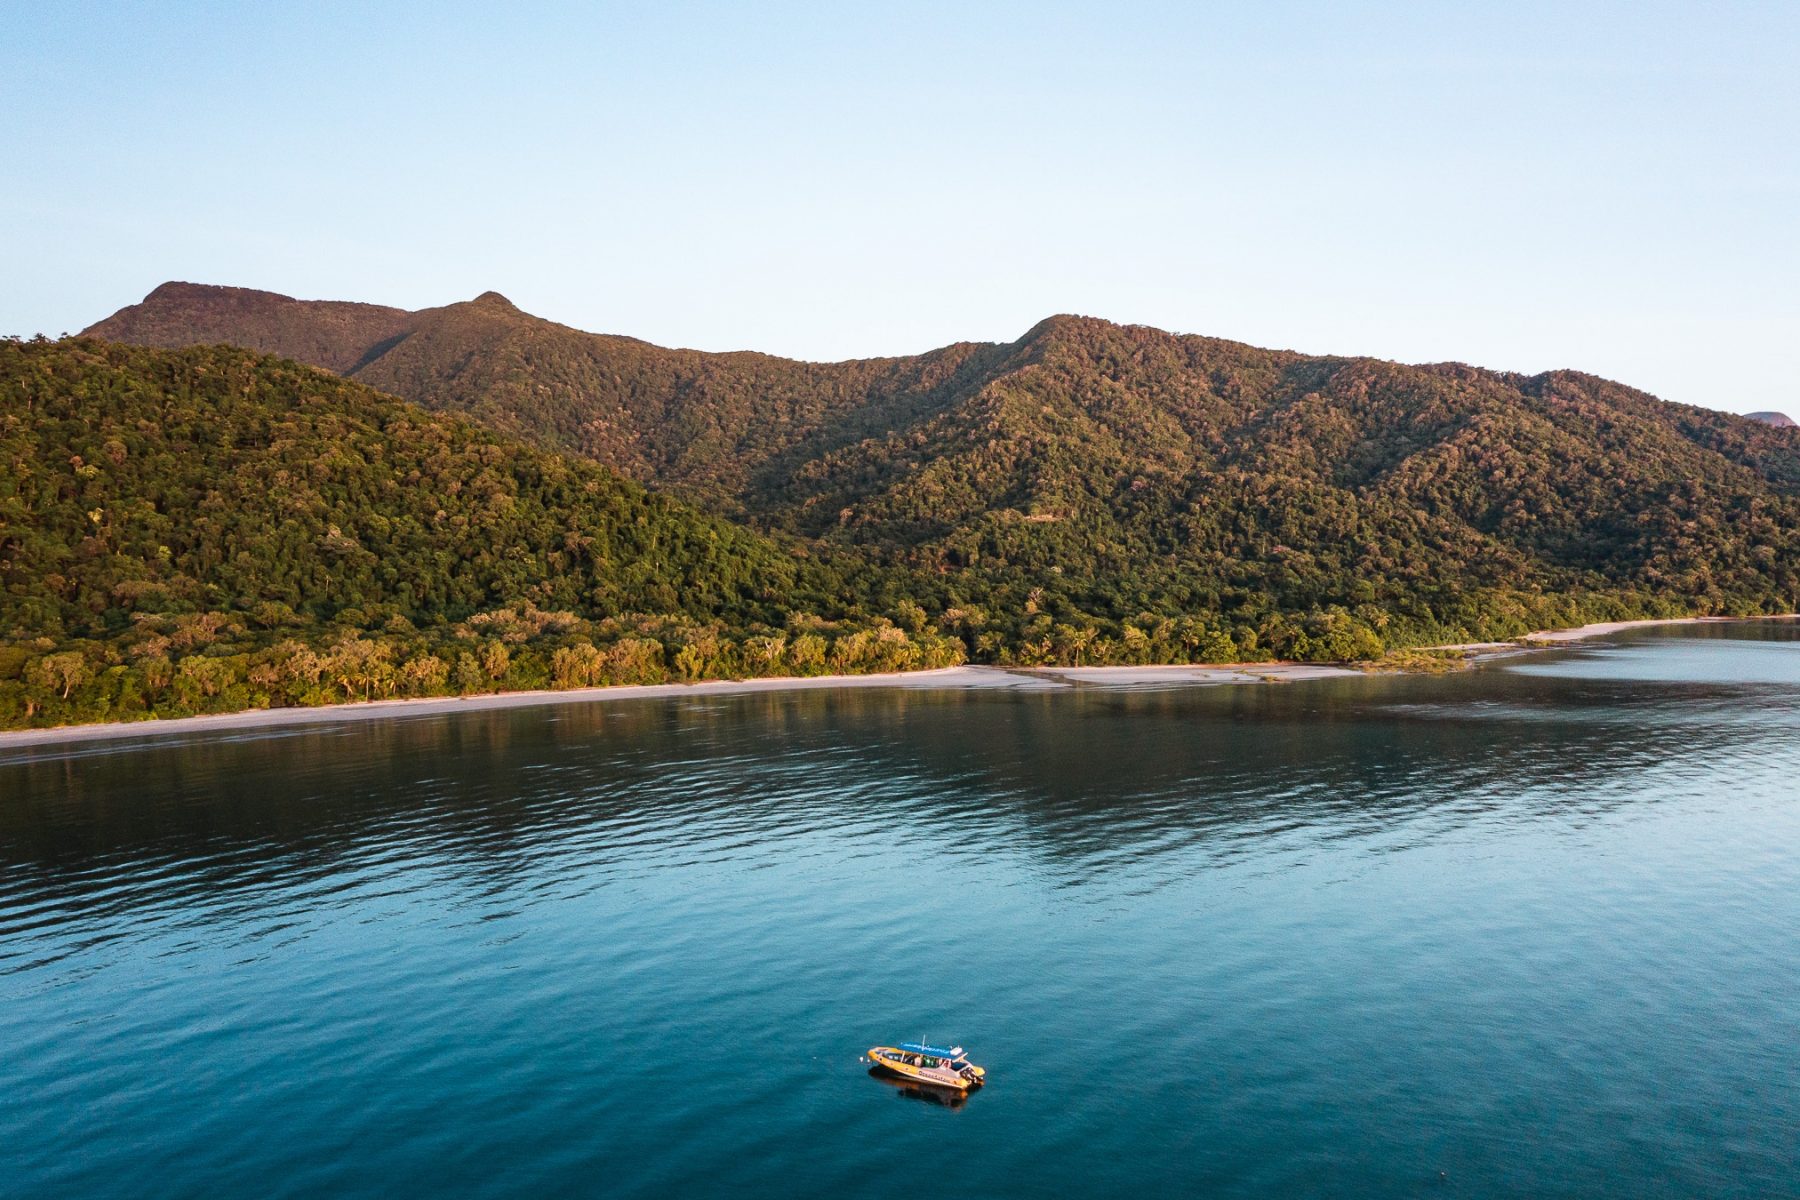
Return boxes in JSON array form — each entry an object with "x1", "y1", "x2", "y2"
[
  {"x1": 866, "y1": 1067, "x2": 971, "y2": 1109},
  {"x1": 2, "y1": 621, "x2": 1798, "y2": 1198}
]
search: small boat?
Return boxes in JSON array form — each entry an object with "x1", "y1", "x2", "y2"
[{"x1": 867, "y1": 1042, "x2": 987, "y2": 1091}]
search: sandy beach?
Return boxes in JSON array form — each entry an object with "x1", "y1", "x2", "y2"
[
  {"x1": 1428, "y1": 614, "x2": 1799, "y2": 653},
  {"x1": 2, "y1": 614, "x2": 1793, "y2": 751},
  {"x1": 0, "y1": 662, "x2": 1352, "y2": 751}
]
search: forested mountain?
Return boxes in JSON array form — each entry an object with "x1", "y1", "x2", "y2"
[
  {"x1": 88, "y1": 285, "x2": 1009, "y2": 510},
  {"x1": 0, "y1": 339, "x2": 961, "y2": 727},
  {"x1": 777, "y1": 317, "x2": 1800, "y2": 615},
  {"x1": 82, "y1": 284, "x2": 1800, "y2": 659},
  {"x1": 11, "y1": 282, "x2": 1791, "y2": 730}
]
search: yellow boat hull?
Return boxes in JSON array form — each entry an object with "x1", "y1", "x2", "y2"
[{"x1": 868, "y1": 1046, "x2": 985, "y2": 1091}]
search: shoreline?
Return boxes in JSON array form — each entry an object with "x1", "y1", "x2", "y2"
[
  {"x1": 2, "y1": 614, "x2": 1794, "y2": 752},
  {"x1": 1423, "y1": 614, "x2": 1799, "y2": 653}
]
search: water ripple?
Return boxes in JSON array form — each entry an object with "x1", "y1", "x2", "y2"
[{"x1": 2, "y1": 627, "x2": 1799, "y2": 1198}]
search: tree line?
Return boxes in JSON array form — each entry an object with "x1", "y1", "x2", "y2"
[{"x1": 3, "y1": 335, "x2": 1796, "y2": 729}]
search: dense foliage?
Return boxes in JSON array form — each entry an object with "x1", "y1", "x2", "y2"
[
  {"x1": 29, "y1": 286, "x2": 1800, "y2": 730},
  {"x1": 88, "y1": 286, "x2": 1010, "y2": 510},
  {"x1": 0, "y1": 340, "x2": 962, "y2": 728},
  {"x1": 782, "y1": 320, "x2": 1800, "y2": 652}
]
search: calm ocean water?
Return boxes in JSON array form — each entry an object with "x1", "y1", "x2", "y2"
[{"x1": 3, "y1": 623, "x2": 1798, "y2": 1199}]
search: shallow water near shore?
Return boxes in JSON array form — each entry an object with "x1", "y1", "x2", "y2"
[{"x1": 3, "y1": 621, "x2": 1798, "y2": 1198}]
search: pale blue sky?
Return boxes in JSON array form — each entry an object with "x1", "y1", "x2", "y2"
[{"x1": 5, "y1": 1, "x2": 1796, "y2": 414}]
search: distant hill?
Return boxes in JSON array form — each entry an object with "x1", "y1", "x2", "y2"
[
  {"x1": 87, "y1": 281, "x2": 414, "y2": 374},
  {"x1": 1746, "y1": 411, "x2": 1797, "y2": 428},
  {"x1": 84, "y1": 285, "x2": 1800, "y2": 630},
  {"x1": 87, "y1": 284, "x2": 1006, "y2": 509}
]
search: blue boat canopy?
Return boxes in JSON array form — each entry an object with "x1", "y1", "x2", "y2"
[{"x1": 900, "y1": 1043, "x2": 964, "y2": 1058}]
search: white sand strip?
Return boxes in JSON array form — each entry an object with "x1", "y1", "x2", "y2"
[
  {"x1": 1434, "y1": 614, "x2": 1798, "y2": 652},
  {"x1": 0, "y1": 666, "x2": 1053, "y2": 750},
  {"x1": 1521, "y1": 615, "x2": 1797, "y2": 643}
]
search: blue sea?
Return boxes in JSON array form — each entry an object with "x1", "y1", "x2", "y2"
[{"x1": 3, "y1": 622, "x2": 1797, "y2": 1198}]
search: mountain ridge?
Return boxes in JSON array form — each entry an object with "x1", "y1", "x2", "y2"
[
  {"x1": 89, "y1": 283, "x2": 1023, "y2": 507},
  {"x1": 73, "y1": 281, "x2": 1800, "y2": 663}
]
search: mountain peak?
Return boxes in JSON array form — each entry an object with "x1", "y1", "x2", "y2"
[
  {"x1": 142, "y1": 280, "x2": 282, "y2": 305},
  {"x1": 470, "y1": 290, "x2": 516, "y2": 310},
  {"x1": 1021, "y1": 313, "x2": 1108, "y2": 339},
  {"x1": 144, "y1": 280, "x2": 208, "y2": 301},
  {"x1": 1746, "y1": 411, "x2": 1796, "y2": 428},
  {"x1": 84, "y1": 282, "x2": 411, "y2": 375}
]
